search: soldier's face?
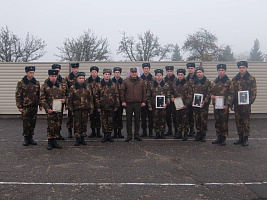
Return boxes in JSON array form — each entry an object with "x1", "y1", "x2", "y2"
[
  {"x1": 77, "y1": 76, "x2": 85, "y2": 84},
  {"x1": 103, "y1": 73, "x2": 111, "y2": 81},
  {"x1": 130, "y1": 71, "x2": 138, "y2": 78},
  {"x1": 155, "y1": 73, "x2": 163, "y2": 81},
  {"x1": 218, "y1": 69, "x2": 226, "y2": 78},
  {"x1": 196, "y1": 70, "x2": 204, "y2": 79},
  {"x1": 178, "y1": 73, "x2": 185, "y2": 81},
  {"x1": 49, "y1": 75, "x2": 57, "y2": 83},
  {"x1": 55, "y1": 68, "x2": 60, "y2": 76},
  {"x1": 91, "y1": 70, "x2": 98, "y2": 77},
  {"x1": 239, "y1": 66, "x2": 247, "y2": 75},
  {"x1": 26, "y1": 71, "x2": 35, "y2": 80},
  {"x1": 114, "y1": 71, "x2": 121, "y2": 79},
  {"x1": 72, "y1": 67, "x2": 79, "y2": 75},
  {"x1": 188, "y1": 67, "x2": 195, "y2": 75},
  {"x1": 143, "y1": 67, "x2": 150, "y2": 74},
  {"x1": 167, "y1": 70, "x2": 174, "y2": 77}
]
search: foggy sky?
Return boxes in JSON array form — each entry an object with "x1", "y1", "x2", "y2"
[{"x1": 1, "y1": 0, "x2": 266, "y2": 61}]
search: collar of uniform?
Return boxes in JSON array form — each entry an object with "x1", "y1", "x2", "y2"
[
  {"x1": 141, "y1": 73, "x2": 153, "y2": 81},
  {"x1": 47, "y1": 79, "x2": 59, "y2": 88},
  {"x1": 112, "y1": 77, "x2": 123, "y2": 84},
  {"x1": 153, "y1": 80, "x2": 165, "y2": 87},
  {"x1": 69, "y1": 72, "x2": 75, "y2": 80},
  {"x1": 214, "y1": 75, "x2": 229, "y2": 84},
  {"x1": 74, "y1": 81, "x2": 86, "y2": 89},
  {"x1": 57, "y1": 75, "x2": 63, "y2": 83},
  {"x1": 22, "y1": 75, "x2": 37, "y2": 84},
  {"x1": 101, "y1": 78, "x2": 113, "y2": 86},
  {"x1": 234, "y1": 71, "x2": 250, "y2": 81},
  {"x1": 88, "y1": 75, "x2": 100, "y2": 83},
  {"x1": 194, "y1": 75, "x2": 206, "y2": 85},
  {"x1": 164, "y1": 74, "x2": 175, "y2": 82},
  {"x1": 175, "y1": 78, "x2": 186, "y2": 86},
  {"x1": 186, "y1": 73, "x2": 197, "y2": 81}
]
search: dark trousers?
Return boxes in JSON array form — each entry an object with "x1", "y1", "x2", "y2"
[
  {"x1": 214, "y1": 108, "x2": 229, "y2": 137},
  {"x1": 90, "y1": 109, "x2": 101, "y2": 129},
  {"x1": 235, "y1": 105, "x2": 251, "y2": 136},
  {"x1": 194, "y1": 106, "x2": 209, "y2": 134},
  {"x1": 126, "y1": 103, "x2": 141, "y2": 138},
  {"x1": 21, "y1": 107, "x2": 38, "y2": 136},
  {"x1": 141, "y1": 104, "x2": 153, "y2": 130},
  {"x1": 74, "y1": 109, "x2": 89, "y2": 138},
  {"x1": 47, "y1": 112, "x2": 62, "y2": 139},
  {"x1": 166, "y1": 102, "x2": 176, "y2": 128},
  {"x1": 113, "y1": 105, "x2": 123, "y2": 130}
]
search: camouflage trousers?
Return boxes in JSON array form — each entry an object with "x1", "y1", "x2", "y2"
[
  {"x1": 214, "y1": 108, "x2": 229, "y2": 137},
  {"x1": 66, "y1": 109, "x2": 73, "y2": 129},
  {"x1": 153, "y1": 108, "x2": 166, "y2": 132},
  {"x1": 21, "y1": 107, "x2": 38, "y2": 136},
  {"x1": 47, "y1": 112, "x2": 62, "y2": 139},
  {"x1": 90, "y1": 108, "x2": 101, "y2": 129},
  {"x1": 234, "y1": 105, "x2": 251, "y2": 136},
  {"x1": 188, "y1": 105, "x2": 195, "y2": 129},
  {"x1": 113, "y1": 105, "x2": 123, "y2": 130},
  {"x1": 141, "y1": 104, "x2": 153, "y2": 130},
  {"x1": 101, "y1": 109, "x2": 114, "y2": 133},
  {"x1": 166, "y1": 102, "x2": 176, "y2": 128},
  {"x1": 73, "y1": 109, "x2": 89, "y2": 138},
  {"x1": 194, "y1": 106, "x2": 209, "y2": 134},
  {"x1": 126, "y1": 103, "x2": 141, "y2": 138},
  {"x1": 175, "y1": 108, "x2": 189, "y2": 133}
]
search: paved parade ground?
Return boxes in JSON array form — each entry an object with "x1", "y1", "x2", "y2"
[{"x1": 0, "y1": 117, "x2": 267, "y2": 199}]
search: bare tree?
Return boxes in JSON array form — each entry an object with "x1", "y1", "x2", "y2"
[
  {"x1": 57, "y1": 29, "x2": 110, "y2": 61},
  {"x1": 0, "y1": 26, "x2": 46, "y2": 62},
  {"x1": 117, "y1": 30, "x2": 173, "y2": 61}
]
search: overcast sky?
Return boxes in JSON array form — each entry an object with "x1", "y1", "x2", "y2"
[{"x1": 1, "y1": 0, "x2": 266, "y2": 61}]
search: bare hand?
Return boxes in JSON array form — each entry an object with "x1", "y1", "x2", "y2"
[
  {"x1": 61, "y1": 99, "x2": 65, "y2": 103},
  {"x1": 122, "y1": 102, "x2": 126, "y2": 107},
  {"x1": 97, "y1": 109, "x2": 101, "y2": 112},
  {"x1": 114, "y1": 108, "x2": 118, "y2": 112},
  {"x1": 141, "y1": 103, "x2": 146, "y2": 107},
  {"x1": 171, "y1": 97, "x2": 174, "y2": 102},
  {"x1": 148, "y1": 108, "x2": 152, "y2": 111},
  {"x1": 48, "y1": 109, "x2": 53, "y2": 114},
  {"x1": 39, "y1": 107, "x2": 43, "y2": 111},
  {"x1": 65, "y1": 106, "x2": 68, "y2": 110},
  {"x1": 19, "y1": 109, "x2": 24, "y2": 113},
  {"x1": 164, "y1": 104, "x2": 167, "y2": 109},
  {"x1": 201, "y1": 103, "x2": 204, "y2": 108},
  {"x1": 211, "y1": 95, "x2": 215, "y2": 100}
]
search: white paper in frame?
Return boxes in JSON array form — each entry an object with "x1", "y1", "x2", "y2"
[
  {"x1": 238, "y1": 90, "x2": 249, "y2": 105},
  {"x1": 156, "y1": 95, "x2": 165, "y2": 109},
  {"x1": 193, "y1": 93, "x2": 203, "y2": 108}
]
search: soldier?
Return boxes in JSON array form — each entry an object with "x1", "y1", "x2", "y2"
[
  {"x1": 96, "y1": 69, "x2": 120, "y2": 142},
  {"x1": 15, "y1": 66, "x2": 42, "y2": 146},
  {"x1": 231, "y1": 61, "x2": 257, "y2": 146},
  {"x1": 87, "y1": 66, "x2": 102, "y2": 138},
  {"x1": 164, "y1": 66, "x2": 177, "y2": 136},
  {"x1": 120, "y1": 67, "x2": 146, "y2": 142},
  {"x1": 140, "y1": 63, "x2": 154, "y2": 137},
  {"x1": 68, "y1": 72, "x2": 93, "y2": 146},
  {"x1": 171, "y1": 69, "x2": 192, "y2": 141},
  {"x1": 40, "y1": 69, "x2": 66, "y2": 150},
  {"x1": 111, "y1": 67, "x2": 124, "y2": 139},
  {"x1": 147, "y1": 69, "x2": 170, "y2": 139},
  {"x1": 65, "y1": 63, "x2": 80, "y2": 138},
  {"x1": 192, "y1": 66, "x2": 211, "y2": 142},
  {"x1": 186, "y1": 62, "x2": 197, "y2": 136},
  {"x1": 211, "y1": 64, "x2": 233, "y2": 146}
]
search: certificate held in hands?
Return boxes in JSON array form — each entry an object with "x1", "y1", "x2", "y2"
[
  {"x1": 174, "y1": 97, "x2": 184, "y2": 110},
  {"x1": 215, "y1": 96, "x2": 224, "y2": 109},
  {"x1": 193, "y1": 93, "x2": 203, "y2": 108},
  {"x1": 52, "y1": 99, "x2": 62, "y2": 112}
]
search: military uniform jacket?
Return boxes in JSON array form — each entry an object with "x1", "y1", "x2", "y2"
[
  {"x1": 68, "y1": 81, "x2": 93, "y2": 111},
  {"x1": 210, "y1": 75, "x2": 233, "y2": 106},
  {"x1": 164, "y1": 74, "x2": 178, "y2": 91},
  {"x1": 186, "y1": 74, "x2": 197, "y2": 86},
  {"x1": 65, "y1": 72, "x2": 77, "y2": 92},
  {"x1": 147, "y1": 80, "x2": 171, "y2": 108},
  {"x1": 192, "y1": 76, "x2": 211, "y2": 106},
  {"x1": 96, "y1": 79, "x2": 120, "y2": 110},
  {"x1": 171, "y1": 78, "x2": 192, "y2": 107},
  {"x1": 231, "y1": 71, "x2": 257, "y2": 106},
  {"x1": 141, "y1": 73, "x2": 155, "y2": 91},
  {"x1": 86, "y1": 76, "x2": 101, "y2": 101},
  {"x1": 45, "y1": 75, "x2": 67, "y2": 97},
  {"x1": 16, "y1": 76, "x2": 41, "y2": 109},
  {"x1": 40, "y1": 79, "x2": 66, "y2": 113},
  {"x1": 112, "y1": 77, "x2": 123, "y2": 103}
]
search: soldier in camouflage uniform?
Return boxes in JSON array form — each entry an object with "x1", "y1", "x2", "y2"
[
  {"x1": 186, "y1": 63, "x2": 197, "y2": 136},
  {"x1": 65, "y1": 63, "x2": 80, "y2": 138},
  {"x1": 147, "y1": 69, "x2": 170, "y2": 139},
  {"x1": 87, "y1": 66, "x2": 102, "y2": 138},
  {"x1": 111, "y1": 67, "x2": 124, "y2": 139},
  {"x1": 164, "y1": 66, "x2": 178, "y2": 136},
  {"x1": 41, "y1": 69, "x2": 66, "y2": 150},
  {"x1": 231, "y1": 61, "x2": 257, "y2": 146},
  {"x1": 140, "y1": 63, "x2": 155, "y2": 137},
  {"x1": 171, "y1": 69, "x2": 192, "y2": 141},
  {"x1": 96, "y1": 69, "x2": 120, "y2": 142},
  {"x1": 16, "y1": 66, "x2": 41, "y2": 146},
  {"x1": 210, "y1": 64, "x2": 234, "y2": 146},
  {"x1": 192, "y1": 66, "x2": 211, "y2": 142},
  {"x1": 68, "y1": 72, "x2": 94, "y2": 146}
]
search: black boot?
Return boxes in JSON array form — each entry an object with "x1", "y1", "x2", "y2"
[
  {"x1": 155, "y1": 132, "x2": 161, "y2": 139},
  {"x1": 68, "y1": 128, "x2": 73, "y2": 138},
  {"x1": 194, "y1": 132, "x2": 202, "y2": 141},
  {"x1": 107, "y1": 133, "x2": 114, "y2": 142},
  {"x1": 140, "y1": 129, "x2": 147, "y2": 137},
  {"x1": 233, "y1": 135, "x2": 243, "y2": 145},
  {"x1": 174, "y1": 130, "x2": 178, "y2": 139},
  {"x1": 101, "y1": 133, "x2": 108, "y2": 143},
  {"x1": 47, "y1": 139, "x2": 53, "y2": 150},
  {"x1": 75, "y1": 137, "x2": 80, "y2": 146},
  {"x1": 112, "y1": 129, "x2": 118, "y2": 138},
  {"x1": 182, "y1": 132, "x2": 188, "y2": 141},
  {"x1": 81, "y1": 136, "x2": 87, "y2": 145},
  {"x1": 117, "y1": 129, "x2": 124, "y2": 138},
  {"x1": 177, "y1": 131, "x2": 182, "y2": 139},
  {"x1": 134, "y1": 136, "x2": 142, "y2": 141},
  {"x1": 201, "y1": 133, "x2": 206, "y2": 142},
  {"x1": 221, "y1": 136, "x2": 226, "y2": 146},
  {"x1": 188, "y1": 127, "x2": 195, "y2": 137},
  {"x1": 161, "y1": 132, "x2": 166, "y2": 139},
  {"x1": 125, "y1": 137, "x2": 132, "y2": 142},
  {"x1": 88, "y1": 128, "x2": 96, "y2": 137},
  {"x1": 28, "y1": 135, "x2": 37, "y2": 145},
  {"x1": 165, "y1": 126, "x2": 173, "y2": 136},
  {"x1": 97, "y1": 128, "x2": 102, "y2": 138},
  {"x1": 242, "y1": 136, "x2": 249, "y2": 146},
  {"x1": 149, "y1": 129, "x2": 153, "y2": 137},
  {"x1": 212, "y1": 135, "x2": 221, "y2": 144},
  {"x1": 52, "y1": 139, "x2": 62, "y2": 149},
  {"x1": 57, "y1": 134, "x2": 65, "y2": 140},
  {"x1": 23, "y1": 136, "x2": 29, "y2": 146}
]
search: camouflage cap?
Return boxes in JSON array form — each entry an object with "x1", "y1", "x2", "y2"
[
  {"x1": 237, "y1": 61, "x2": 248, "y2": 68},
  {"x1": 103, "y1": 68, "x2": 112, "y2": 75},
  {"x1": 48, "y1": 69, "x2": 59, "y2": 76},
  {"x1": 25, "y1": 66, "x2": 35, "y2": 72}
]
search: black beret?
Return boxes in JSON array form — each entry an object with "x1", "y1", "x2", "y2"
[
  {"x1": 165, "y1": 66, "x2": 174, "y2": 71},
  {"x1": 195, "y1": 66, "x2": 204, "y2": 72},
  {"x1": 90, "y1": 66, "x2": 99, "y2": 72},
  {"x1": 25, "y1": 66, "x2": 35, "y2": 72},
  {"x1": 177, "y1": 68, "x2": 186, "y2": 75},
  {"x1": 217, "y1": 64, "x2": 226, "y2": 70},
  {"x1": 186, "y1": 63, "x2": 195, "y2": 68},
  {"x1": 154, "y1": 69, "x2": 163, "y2": 76},
  {"x1": 48, "y1": 69, "x2": 59, "y2": 76},
  {"x1": 103, "y1": 68, "x2": 112, "y2": 75},
  {"x1": 71, "y1": 63, "x2": 79, "y2": 68},
  {"x1": 237, "y1": 61, "x2": 248, "y2": 68},
  {"x1": 52, "y1": 64, "x2": 61, "y2": 70},
  {"x1": 130, "y1": 67, "x2": 137, "y2": 72},
  {"x1": 113, "y1": 67, "x2": 122, "y2": 73},
  {"x1": 76, "y1": 72, "x2": 86, "y2": 77},
  {"x1": 142, "y1": 63, "x2": 151, "y2": 68}
]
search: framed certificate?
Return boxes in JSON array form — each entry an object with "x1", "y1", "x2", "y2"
[
  {"x1": 174, "y1": 97, "x2": 184, "y2": 110},
  {"x1": 156, "y1": 95, "x2": 165, "y2": 109},
  {"x1": 238, "y1": 90, "x2": 249, "y2": 105},
  {"x1": 193, "y1": 93, "x2": 203, "y2": 108},
  {"x1": 52, "y1": 99, "x2": 62, "y2": 112},
  {"x1": 215, "y1": 96, "x2": 224, "y2": 109}
]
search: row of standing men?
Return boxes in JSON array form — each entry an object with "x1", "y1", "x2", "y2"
[{"x1": 15, "y1": 61, "x2": 256, "y2": 150}]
